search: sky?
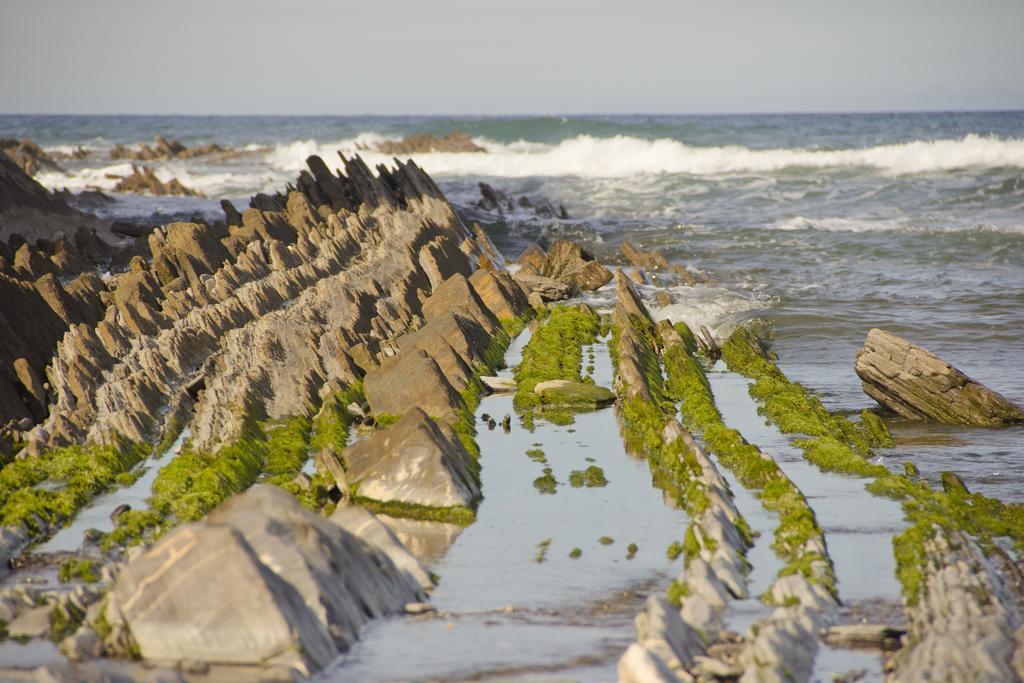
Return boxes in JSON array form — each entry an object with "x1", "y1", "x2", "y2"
[{"x1": 1, "y1": 0, "x2": 1022, "y2": 115}]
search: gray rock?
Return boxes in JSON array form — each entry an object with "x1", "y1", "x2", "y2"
[
  {"x1": 855, "y1": 328, "x2": 1024, "y2": 425},
  {"x1": 635, "y1": 595, "x2": 706, "y2": 670},
  {"x1": 104, "y1": 485, "x2": 424, "y2": 676},
  {"x1": 343, "y1": 407, "x2": 480, "y2": 509},
  {"x1": 8, "y1": 604, "x2": 52, "y2": 638},
  {"x1": 330, "y1": 504, "x2": 434, "y2": 591},
  {"x1": 617, "y1": 642, "x2": 685, "y2": 683}
]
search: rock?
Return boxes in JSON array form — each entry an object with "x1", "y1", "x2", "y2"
[
  {"x1": 373, "y1": 132, "x2": 484, "y2": 154},
  {"x1": 377, "y1": 515, "x2": 464, "y2": 565},
  {"x1": 342, "y1": 407, "x2": 480, "y2": 509},
  {"x1": 109, "y1": 503, "x2": 131, "y2": 523},
  {"x1": 512, "y1": 272, "x2": 574, "y2": 301},
  {"x1": 62, "y1": 625, "x2": 104, "y2": 661},
  {"x1": 1, "y1": 137, "x2": 63, "y2": 176},
  {"x1": 8, "y1": 604, "x2": 52, "y2": 638},
  {"x1": 617, "y1": 642, "x2": 685, "y2": 683},
  {"x1": 329, "y1": 503, "x2": 434, "y2": 591},
  {"x1": 516, "y1": 243, "x2": 548, "y2": 271},
  {"x1": 421, "y1": 273, "x2": 500, "y2": 335},
  {"x1": 475, "y1": 184, "x2": 570, "y2": 219},
  {"x1": 693, "y1": 655, "x2": 742, "y2": 678},
  {"x1": 404, "y1": 602, "x2": 435, "y2": 615},
  {"x1": 109, "y1": 135, "x2": 224, "y2": 161},
  {"x1": 541, "y1": 240, "x2": 612, "y2": 291},
  {"x1": 111, "y1": 165, "x2": 202, "y2": 197},
  {"x1": 364, "y1": 349, "x2": 464, "y2": 423},
  {"x1": 104, "y1": 485, "x2": 424, "y2": 675},
  {"x1": 534, "y1": 379, "x2": 615, "y2": 407},
  {"x1": 469, "y1": 267, "x2": 531, "y2": 321},
  {"x1": 854, "y1": 328, "x2": 1024, "y2": 425},
  {"x1": 622, "y1": 239, "x2": 671, "y2": 272},
  {"x1": 481, "y1": 376, "x2": 516, "y2": 393},
  {"x1": 635, "y1": 595, "x2": 706, "y2": 670},
  {"x1": 314, "y1": 447, "x2": 350, "y2": 493},
  {"x1": 822, "y1": 623, "x2": 904, "y2": 650}
]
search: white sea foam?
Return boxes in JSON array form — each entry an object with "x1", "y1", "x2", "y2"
[{"x1": 267, "y1": 133, "x2": 1024, "y2": 179}]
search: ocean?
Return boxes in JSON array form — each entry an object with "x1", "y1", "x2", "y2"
[{"x1": 4, "y1": 111, "x2": 1023, "y2": 502}]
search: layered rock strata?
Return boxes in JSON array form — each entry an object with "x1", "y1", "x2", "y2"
[{"x1": 855, "y1": 328, "x2": 1024, "y2": 426}]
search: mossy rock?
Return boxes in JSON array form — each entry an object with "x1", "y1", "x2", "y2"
[{"x1": 534, "y1": 380, "x2": 615, "y2": 407}]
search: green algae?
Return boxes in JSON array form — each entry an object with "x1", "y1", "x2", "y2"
[
  {"x1": 535, "y1": 537, "x2": 552, "y2": 563},
  {"x1": 569, "y1": 547, "x2": 582, "y2": 559},
  {"x1": 723, "y1": 323, "x2": 1024, "y2": 606},
  {"x1": 666, "y1": 540, "x2": 684, "y2": 560},
  {"x1": 0, "y1": 437, "x2": 149, "y2": 535},
  {"x1": 355, "y1": 497, "x2": 476, "y2": 526},
  {"x1": 568, "y1": 465, "x2": 608, "y2": 488},
  {"x1": 58, "y1": 557, "x2": 100, "y2": 583},
  {"x1": 513, "y1": 304, "x2": 600, "y2": 417},
  {"x1": 666, "y1": 579, "x2": 692, "y2": 608},
  {"x1": 627, "y1": 542, "x2": 638, "y2": 559},
  {"x1": 598, "y1": 535, "x2": 614, "y2": 545},
  {"x1": 533, "y1": 467, "x2": 558, "y2": 495}
]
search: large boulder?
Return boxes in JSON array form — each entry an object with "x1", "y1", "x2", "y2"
[
  {"x1": 397, "y1": 309, "x2": 495, "y2": 390},
  {"x1": 469, "y1": 267, "x2": 530, "y2": 321},
  {"x1": 855, "y1": 328, "x2": 1024, "y2": 426},
  {"x1": 104, "y1": 485, "x2": 425, "y2": 675},
  {"x1": 421, "y1": 272, "x2": 500, "y2": 334},
  {"x1": 343, "y1": 407, "x2": 480, "y2": 509}
]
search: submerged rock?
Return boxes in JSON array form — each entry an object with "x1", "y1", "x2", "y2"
[
  {"x1": 855, "y1": 328, "x2": 1024, "y2": 426},
  {"x1": 103, "y1": 485, "x2": 425, "y2": 676},
  {"x1": 343, "y1": 407, "x2": 480, "y2": 509}
]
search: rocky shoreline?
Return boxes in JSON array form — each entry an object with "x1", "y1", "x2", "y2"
[{"x1": 0, "y1": 142, "x2": 1022, "y2": 682}]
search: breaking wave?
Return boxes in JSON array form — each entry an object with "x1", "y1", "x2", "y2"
[{"x1": 266, "y1": 133, "x2": 1024, "y2": 179}]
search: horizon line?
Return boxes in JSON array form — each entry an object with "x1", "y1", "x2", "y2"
[{"x1": 2, "y1": 107, "x2": 1023, "y2": 118}]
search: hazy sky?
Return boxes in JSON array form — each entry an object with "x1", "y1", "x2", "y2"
[{"x1": 2, "y1": 0, "x2": 1022, "y2": 115}]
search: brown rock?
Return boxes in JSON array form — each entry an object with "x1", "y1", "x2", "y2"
[
  {"x1": 111, "y1": 165, "x2": 202, "y2": 197},
  {"x1": 541, "y1": 240, "x2": 612, "y2": 291},
  {"x1": 421, "y1": 273, "x2": 500, "y2": 335},
  {"x1": 512, "y1": 272, "x2": 574, "y2": 302},
  {"x1": 469, "y1": 268, "x2": 530, "y2": 321},
  {"x1": 621, "y1": 239, "x2": 671, "y2": 271},
  {"x1": 855, "y1": 328, "x2": 1024, "y2": 426},
  {"x1": 374, "y1": 132, "x2": 484, "y2": 155},
  {"x1": 516, "y1": 243, "x2": 548, "y2": 271},
  {"x1": 13, "y1": 357, "x2": 46, "y2": 420},
  {"x1": 363, "y1": 349, "x2": 463, "y2": 423}
]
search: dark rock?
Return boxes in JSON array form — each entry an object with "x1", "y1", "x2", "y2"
[
  {"x1": 109, "y1": 503, "x2": 131, "y2": 523},
  {"x1": 541, "y1": 240, "x2": 612, "y2": 291},
  {"x1": 0, "y1": 137, "x2": 63, "y2": 176},
  {"x1": 855, "y1": 328, "x2": 1024, "y2": 426},
  {"x1": 512, "y1": 272, "x2": 574, "y2": 301}
]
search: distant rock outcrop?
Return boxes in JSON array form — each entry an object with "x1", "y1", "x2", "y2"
[
  {"x1": 109, "y1": 134, "x2": 224, "y2": 161},
  {"x1": 855, "y1": 328, "x2": 1024, "y2": 425},
  {"x1": 110, "y1": 165, "x2": 203, "y2": 197},
  {"x1": 372, "y1": 131, "x2": 484, "y2": 154}
]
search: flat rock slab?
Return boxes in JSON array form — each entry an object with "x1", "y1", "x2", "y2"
[
  {"x1": 480, "y1": 376, "x2": 516, "y2": 393},
  {"x1": 534, "y1": 379, "x2": 616, "y2": 407},
  {"x1": 855, "y1": 328, "x2": 1024, "y2": 426}
]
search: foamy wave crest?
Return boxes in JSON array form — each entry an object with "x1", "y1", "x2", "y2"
[
  {"x1": 35, "y1": 162, "x2": 284, "y2": 197},
  {"x1": 270, "y1": 133, "x2": 1024, "y2": 179}
]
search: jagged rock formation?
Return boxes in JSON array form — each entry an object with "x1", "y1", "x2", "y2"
[
  {"x1": 22, "y1": 152, "x2": 497, "y2": 455},
  {"x1": 109, "y1": 134, "x2": 224, "y2": 161},
  {"x1": 888, "y1": 528, "x2": 1024, "y2": 682},
  {"x1": 855, "y1": 328, "x2": 1024, "y2": 426},
  {"x1": 103, "y1": 485, "x2": 428, "y2": 676},
  {"x1": 1, "y1": 137, "x2": 63, "y2": 176},
  {"x1": 513, "y1": 239, "x2": 612, "y2": 296},
  {"x1": 371, "y1": 132, "x2": 484, "y2": 154},
  {"x1": 110, "y1": 165, "x2": 202, "y2": 197},
  {"x1": 476, "y1": 181, "x2": 570, "y2": 219},
  {"x1": 621, "y1": 238, "x2": 698, "y2": 285}
]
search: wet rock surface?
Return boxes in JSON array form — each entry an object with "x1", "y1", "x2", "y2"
[
  {"x1": 855, "y1": 328, "x2": 1024, "y2": 425},
  {"x1": 109, "y1": 135, "x2": 225, "y2": 161},
  {"x1": 371, "y1": 132, "x2": 485, "y2": 154},
  {"x1": 110, "y1": 165, "x2": 202, "y2": 197}
]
